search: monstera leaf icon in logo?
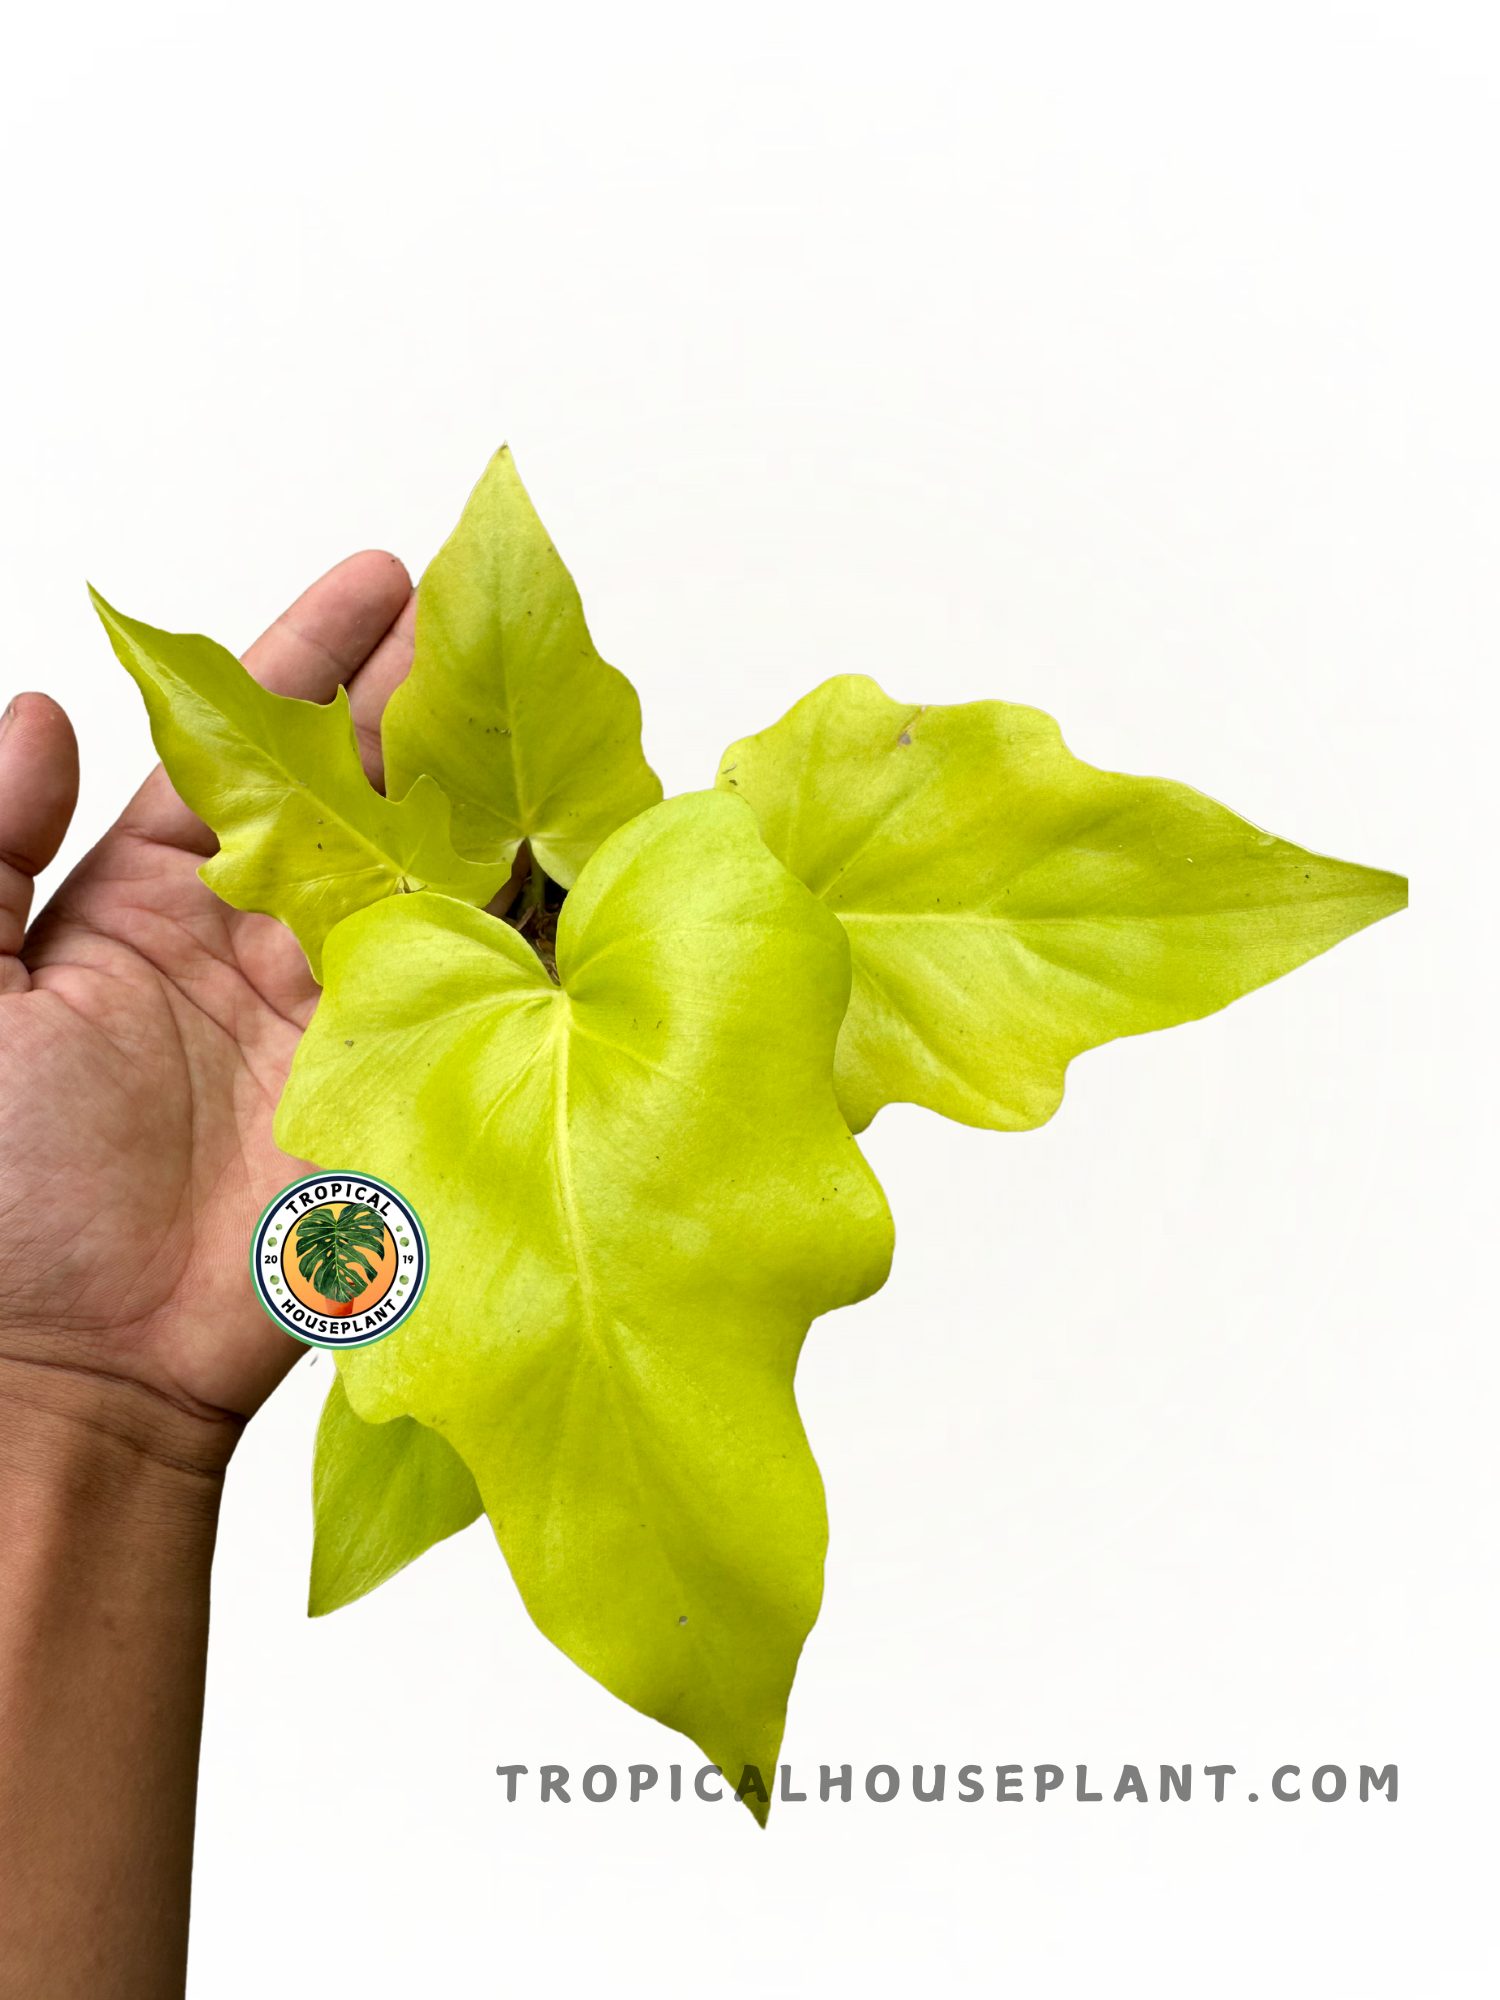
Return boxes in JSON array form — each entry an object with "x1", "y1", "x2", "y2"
[{"x1": 294, "y1": 1202, "x2": 388, "y2": 1316}]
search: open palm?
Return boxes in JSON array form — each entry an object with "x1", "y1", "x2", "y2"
[{"x1": 0, "y1": 554, "x2": 420, "y2": 1450}]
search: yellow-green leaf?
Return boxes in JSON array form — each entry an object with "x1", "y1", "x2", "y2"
[
  {"x1": 718, "y1": 675, "x2": 1408, "y2": 1133},
  {"x1": 310, "y1": 1373, "x2": 483, "y2": 1616},
  {"x1": 381, "y1": 447, "x2": 662, "y2": 886},
  {"x1": 92, "y1": 589, "x2": 512, "y2": 977},
  {"x1": 276, "y1": 792, "x2": 892, "y2": 1820}
]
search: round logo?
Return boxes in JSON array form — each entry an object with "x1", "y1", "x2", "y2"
[{"x1": 250, "y1": 1173, "x2": 428, "y2": 1349}]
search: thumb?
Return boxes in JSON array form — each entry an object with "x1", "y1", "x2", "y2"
[{"x1": 0, "y1": 694, "x2": 80, "y2": 979}]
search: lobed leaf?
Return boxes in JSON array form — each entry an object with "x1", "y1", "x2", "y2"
[
  {"x1": 278, "y1": 791, "x2": 893, "y2": 1819},
  {"x1": 92, "y1": 590, "x2": 512, "y2": 977},
  {"x1": 310, "y1": 1374, "x2": 483, "y2": 1615},
  {"x1": 381, "y1": 447, "x2": 663, "y2": 887},
  {"x1": 718, "y1": 675, "x2": 1408, "y2": 1133}
]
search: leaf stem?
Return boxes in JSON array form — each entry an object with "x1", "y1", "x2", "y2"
[{"x1": 521, "y1": 851, "x2": 549, "y2": 918}]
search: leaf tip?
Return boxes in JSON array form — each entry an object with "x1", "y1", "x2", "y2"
[{"x1": 307, "y1": 1570, "x2": 342, "y2": 1618}]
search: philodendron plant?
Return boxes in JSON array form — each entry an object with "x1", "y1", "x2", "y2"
[{"x1": 94, "y1": 449, "x2": 1406, "y2": 1823}]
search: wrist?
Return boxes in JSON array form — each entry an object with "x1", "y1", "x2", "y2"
[
  {"x1": 0, "y1": 1350, "x2": 242, "y2": 1492},
  {"x1": 0, "y1": 1361, "x2": 224, "y2": 2000}
]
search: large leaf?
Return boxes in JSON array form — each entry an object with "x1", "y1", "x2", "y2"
[
  {"x1": 310, "y1": 1374, "x2": 483, "y2": 1616},
  {"x1": 381, "y1": 447, "x2": 662, "y2": 887},
  {"x1": 92, "y1": 590, "x2": 511, "y2": 977},
  {"x1": 277, "y1": 792, "x2": 893, "y2": 1820},
  {"x1": 718, "y1": 675, "x2": 1408, "y2": 1133}
]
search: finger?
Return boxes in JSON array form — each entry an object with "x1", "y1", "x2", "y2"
[
  {"x1": 485, "y1": 845, "x2": 529, "y2": 919},
  {"x1": 345, "y1": 589, "x2": 416, "y2": 789},
  {"x1": 119, "y1": 550, "x2": 413, "y2": 851},
  {"x1": 241, "y1": 549, "x2": 412, "y2": 701},
  {"x1": 0, "y1": 694, "x2": 80, "y2": 958}
]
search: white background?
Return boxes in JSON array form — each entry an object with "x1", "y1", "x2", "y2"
[{"x1": 4, "y1": 2, "x2": 1494, "y2": 1993}]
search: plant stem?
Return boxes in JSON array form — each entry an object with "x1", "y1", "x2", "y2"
[{"x1": 521, "y1": 852, "x2": 549, "y2": 917}]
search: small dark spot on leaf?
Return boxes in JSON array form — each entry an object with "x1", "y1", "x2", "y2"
[
  {"x1": 897, "y1": 730, "x2": 912, "y2": 745},
  {"x1": 721, "y1": 764, "x2": 737, "y2": 774},
  {"x1": 679, "y1": 1614, "x2": 688, "y2": 1625},
  {"x1": 344, "y1": 1039, "x2": 354, "y2": 1046}
]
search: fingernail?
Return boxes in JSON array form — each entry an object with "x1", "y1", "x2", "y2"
[{"x1": 0, "y1": 699, "x2": 15, "y2": 738}]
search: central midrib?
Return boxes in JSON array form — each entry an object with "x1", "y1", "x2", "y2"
[{"x1": 544, "y1": 1001, "x2": 708, "y2": 1675}]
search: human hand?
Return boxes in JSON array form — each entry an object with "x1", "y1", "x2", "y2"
[{"x1": 0, "y1": 553, "x2": 418, "y2": 1465}]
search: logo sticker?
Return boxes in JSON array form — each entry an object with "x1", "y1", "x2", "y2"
[{"x1": 250, "y1": 1173, "x2": 428, "y2": 1349}]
